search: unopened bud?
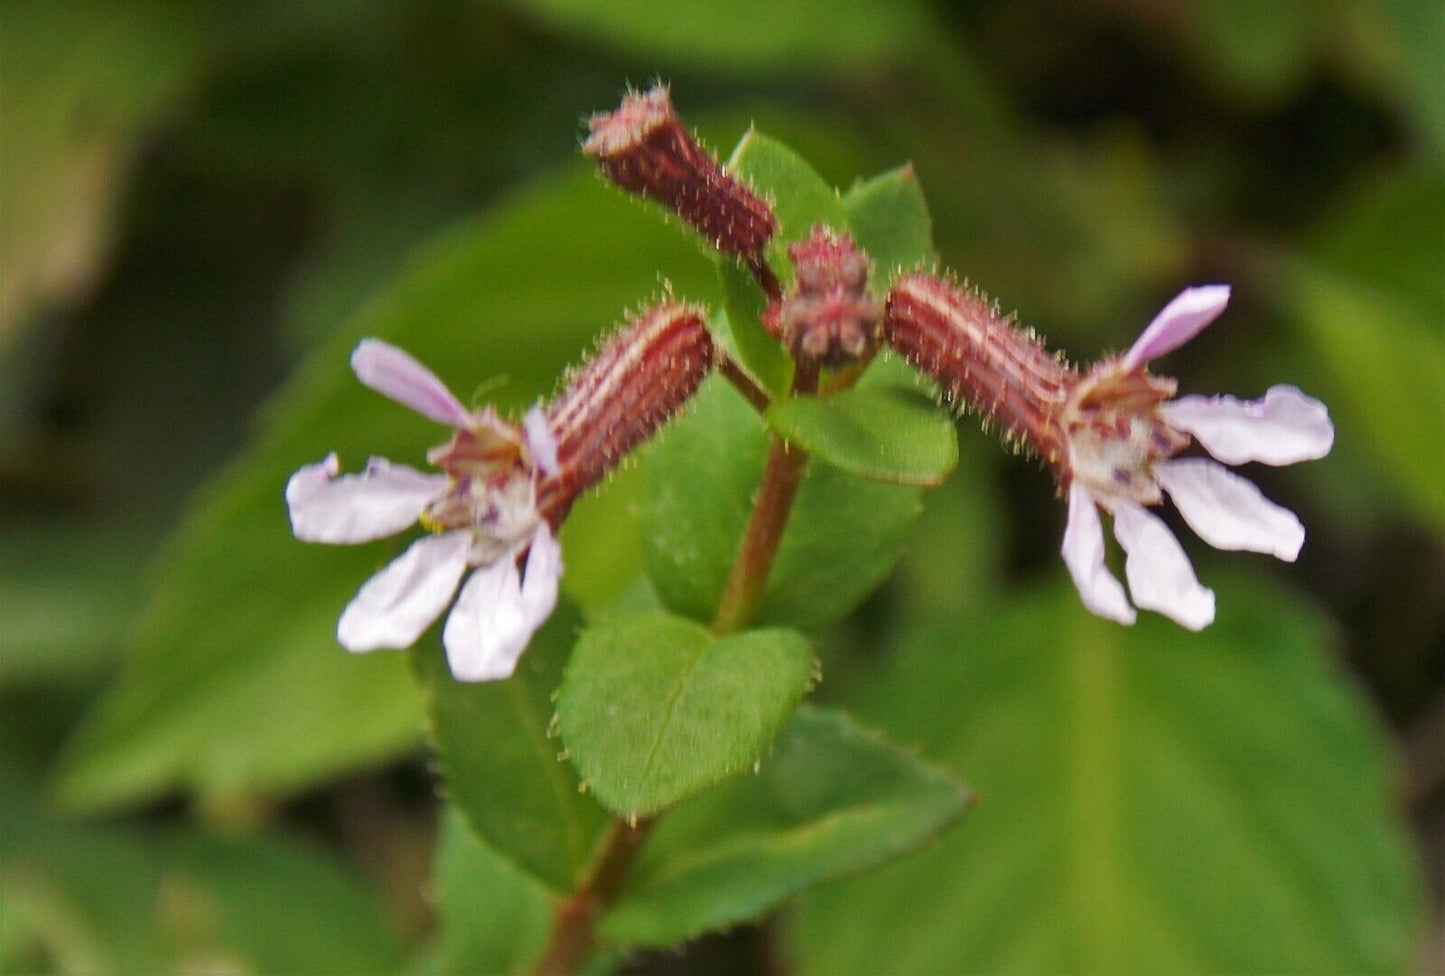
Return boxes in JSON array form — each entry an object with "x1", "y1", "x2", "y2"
[
  {"x1": 885, "y1": 272, "x2": 1074, "y2": 471},
  {"x1": 537, "y1": 299, "x2": 714, "y2": 523},
  {"x1": 761, "y1": 226, "x2": 882, "y2": 367},
  {"x1": 584, "y1": 86, "x2": 776, "y2": 264}
]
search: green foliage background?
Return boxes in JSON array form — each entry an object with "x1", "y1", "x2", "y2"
[{"x1": 2, "y1": 0, "x2": 1441, "y2": 972}]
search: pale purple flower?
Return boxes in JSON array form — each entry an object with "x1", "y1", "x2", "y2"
[
  {"x1": 286, "y1": 339, "x2": 562, "y2": 681},
  {"x1": 1060, "y1": 286, "x2": 1333, "y2": 630}
]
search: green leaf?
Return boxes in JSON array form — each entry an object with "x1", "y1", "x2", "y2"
[
  {"x1": 499, "y1": 0, "x2": 935, "y2": 73},
  {"x1": 556, "y1": 612, "x2": 815, "y2": 816},
  {"x1": 428, "y1": 807, "x2": 551, "y2": 976},
  {"x1": 716, "y1": 265, "x2": 793, "y2": 396},
  {"x1": 1, "y1": 770, "x2": 165, "y2": 974},
  {"x1": 1191, "y1": 0, "x2": 1321, "y2": 99},
  {"x1": 554, "y1": 460, "x2": 649, "y2": 620},
  {"x1": 639, "y1": 375, "x2": 770, "y2": 620},
  {"x1": 163, "y1": 832, "x2": 405, "y2": 976},
  {"x1": 1378, "y1": 0, "x2": 1445, "y2": 156},
  {"x1": 54, "y1": 165, "x2": 719, "y2": 811},
  {"x1": 765, "y1": 387, "x2": 957, "y2": 486},
  {"x1": 412, "y1": 602, "x2": 608, "y2": 893},
  {"x1": 842, "y1": 165, "x2": 936, "y2": 292},
  {"x1": 601, "y1": 706, "x2": 971, "y2": 946},
  {"x1": 1308, "y1": 169, "x2": 1443, "y2": 325},
  {"x1": 716, "y1": 130, "x2": 853, "y2": 395},
  {"x1": 1284, "y1": 271, "x2": 1445, "y2": 530},
  {"x1": 1, "y1": 768, "x2": 402, "y2": 976},
  {"x1": 641, "y1": 376, "x2": 923, "y2": 630},
  {"x1": 0, "y1": 522, "x2": 149, "y2": 685},
  {"x1": 1284, "y1": 170, "x2": 1445, "y2": 531},
  {"x1": 1193, "y1": 0, "x2": 1445, "y2": 160},
  {"x1": 729, "y1": 130, "x2": 851, "y2": 285},
  {"x1": 788, "y1": 576, "x2": 1426, "y2": 974}
]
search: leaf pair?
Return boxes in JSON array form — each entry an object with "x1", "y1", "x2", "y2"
[
  {"x1": 427, "y1": 706, "x2": 970, "y2": 969},
  {"x1": 415, "y1": 603, "x2": 817, "y2": 860}
]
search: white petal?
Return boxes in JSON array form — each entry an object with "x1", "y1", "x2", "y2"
[
  {"x1": 286, "y1": 453, "x2": 341, "y2": 519},
  {"x1": 1159, "y1": 385, "x2": 1333, "y2": 466},
  {"x1": 443, "y1": 560, "x2": 528, "y2": 682},
  {"x1": 1111, "y1": 501, "x2": 1216, "y2": 630},
  {"x1": 351, "y1": 339, "x2": 473, "y2": 428},
  {"x1": 443, "y1": 526, "x2": 563, "y2": 682},
  {"x1": 1122, "y1": 285, "x2": 1231, "y2": 369},
  {"x1": 337, "y1": 532, "x2": 470, "y2": 651},
  {"x1": 1061, "y1": 484, "x2": 1136, "y2": 625},
  {"x1": 287, "y1": 455, "x2": 448, "y2": 544},
  {"x1": 1158, "y1": 459, "x2": 1304, "y2": 561},
  {"x1": 524, "y1": 404, "x2": 560, "y2": 476},
  {"x1": 519, "y1": 524, "x2": 563, "y2": 622}
]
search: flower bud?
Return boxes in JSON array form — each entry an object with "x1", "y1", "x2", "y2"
[
  {"x1": 537, "y1": 299, "x2": 714, "y2": 523},
  {"x1": 584, "y1": 86, "x2": 776, "y2": 264},
  {"x1": 884, "y1": 272, "x2": 1073, "y2": 470},
  {"x1": 763, "y1": 226, "x2": 882, "y2": 367}
]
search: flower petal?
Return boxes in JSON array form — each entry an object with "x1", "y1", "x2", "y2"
[
  {"x1": 1159, "y1": 385, "x2": 1333, "y2": 466},
  {"x1": 1061, "y1": 484, "x2": 1136, "y2": 625},
  {"x1": 337, "y1": 532, "x2": 470, "y2": 651},
  {"x1": 442, "y1": 526, "x2": 562, "y2": 682},
  {"x1": 287, "y1": 455, "x2": 448, "y2": 544},
  {"x1": 524, "y1": 404, "x2": 560, "y2": 477},
  {"x1": 1111, "y1": 500, "x2": 1216, "y2": 630},
  {"x1": 351, "y1": 339, "x2": 474, "y2": 428},
  {"x1": 443, "y1": 561, "x2": 527, "y2": 682},
  {"x1": 286, "y1": 452, "x2": 341, "y2": 517},
  {"x1": 1158, "y1": 459, "x2": 1305, "y2": 561},
  {"x1": 1121, "y1": 285, "x2": 1231, "y2": 369},
  {"x1": 519, "y1": 523, "x2": 563, "y2": 622}
]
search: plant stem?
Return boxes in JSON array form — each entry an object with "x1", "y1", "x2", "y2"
[
  {"x1": 709, "y1": 436, "x2": 808, "y2": 634},
  {"x1": 718, "y1": 353, "x2": 772, "y2": 413},
  {"x1": 747, "y1": 255, "x2": 783, "y2": 303},
  {"x1": 710, "y1": 362, "x2": 817, "y2": 635},
  {"x1": 533, "y1": 817, "x2": 656, "y2": 975}
]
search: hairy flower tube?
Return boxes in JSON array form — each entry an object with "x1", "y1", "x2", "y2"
[
  {"x1": 886, "y1": 276, "x2": 1334, "y2": 629},
  {"x1": 584, "y1": 85, "x2": 777, "y2": 286},
  {"x1": 287, "y1": 302, "x2": 713, "y2": 680}
]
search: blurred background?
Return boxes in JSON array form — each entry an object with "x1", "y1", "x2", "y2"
[{"x1": 2, "y1": 0, "x2": 1441, "y2": 972}]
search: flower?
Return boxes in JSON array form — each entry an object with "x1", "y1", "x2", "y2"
[
  {"x1": 884, "y1": 275, "x2": 1334, "y2": 630},
  {"x1": 286, "y1": 339, "x2": 562, "y2": 682},
  {"x1": 286, "y1": 301, "x2": 714, "y2": 679},
  {"x1": 1059, "y1": 286, "x2": 1334, "y2": 629}
]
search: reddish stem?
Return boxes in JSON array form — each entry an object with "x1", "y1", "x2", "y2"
[{"x1": 533, "y1": 818, "x2": 655, "y2": 976}]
